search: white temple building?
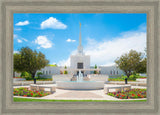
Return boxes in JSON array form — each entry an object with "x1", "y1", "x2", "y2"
[
  {"x1": 39, "y1": 23, "x2": 125, "y2": 78},
  {"x1": 70, "y1": 23, "x2": 90, "y2": 75}
]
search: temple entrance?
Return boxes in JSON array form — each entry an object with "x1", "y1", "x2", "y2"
[
  {"x1": 77, "y1": 63, "x2": 84, "y2": 75},
  {"x1": 77, "y1": 62, "x2": 83, "y2": 69}
]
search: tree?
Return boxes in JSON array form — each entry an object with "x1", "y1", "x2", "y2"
[
  {"x1": 134, "y1": 48, "x2": 147, "y2": 73},
  {"x1": 14, "y1": 47, "x2": 49, "y2": 79},
  {"x1": 20, "y1": 71, "x2": 32, "y2": 80},
  {"x1": 115, "y1": 50, "x2": 145, "y2": 78},
  {"x1": 64, "y1": 65, "x2": 68, "y2": 74},
  {"x1": 135, "y1": 58, "x2": 146, "y2": 73},
  {"x1": 94, "y1": 64, "x2": 98, "y2": 74}
]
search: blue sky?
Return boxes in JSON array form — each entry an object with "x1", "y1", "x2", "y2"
[{"x1": 13, "y1": 13, "x2": 147, "y2": 66}]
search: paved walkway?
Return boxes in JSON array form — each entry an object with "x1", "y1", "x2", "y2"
[{"x1": 40, "y1": 89, "x2": 118, "y2": 100}]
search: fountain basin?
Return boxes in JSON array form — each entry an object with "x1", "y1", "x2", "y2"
[{"x1": 56, "y1": 81, "x2": 104, "y2": 90}]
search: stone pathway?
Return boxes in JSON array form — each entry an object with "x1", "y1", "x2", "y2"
[
  {"x1": 55, "y1": 91, "x2": 103, "y2": 98},
  {"x1": 40, "y1": 89, "x2": 120, "y2": 100}
]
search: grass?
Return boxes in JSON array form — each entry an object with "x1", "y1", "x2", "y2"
[
  {"x1": 108, "y1": 78, "x2": 135, "y2": 81},
  {"x1": 26, "y1": 79, "x2": 52, "y2": 81},
  {"x1": 108, "y1": 75, "x2": 146, "y2": 81},
  {"x1": 13, "y1": 97, "x2": 147, "y2": 102}
]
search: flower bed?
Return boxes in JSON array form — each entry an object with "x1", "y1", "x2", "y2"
[
  {"x1": 13, "y1": 87, "x2": 51, "y2": 97},
  {"x1": 107, "y1": 88, "x2": 146, "y2": 99}
]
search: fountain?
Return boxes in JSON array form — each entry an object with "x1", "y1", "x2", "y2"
[
  {"x1": 77, "y1": 70, "x2": 83, "y2": 82},
  {"x1": 55, "y1": 23, "x2": 107, "y2": 89},
  {"x1": 56, "y1": 70, "x2": 105, "y2": 90}
]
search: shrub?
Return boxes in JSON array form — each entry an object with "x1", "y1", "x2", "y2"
[
  {"x1": 20, "y1": 72, "x2": 32, "y2": 80},
  {"x1": 64, "y1": 71, "x2": 68, "y2": 74},
  {"x1": 64, "y1": 66, "x2": 68, "y2": 74},
  {"x1": 108, "y1": 73, "x2": 146, "y2": 81},
  {"x1": 128, "y1": 75, "x2": 137, "y2": 80},
  {"x1": 36, "y1": 72, "x2": 43, "y2": 78}
]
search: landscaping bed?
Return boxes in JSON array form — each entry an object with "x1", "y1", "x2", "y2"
[
  {"x1": 109, "y1": 74, "x2": 146, "y2": 81},
  {"x1": 107, "y1": 88, "x2": 146, "y2": 99},
  {"x1": 13, "y1": 87, "x2": 51, "y2": 97}
]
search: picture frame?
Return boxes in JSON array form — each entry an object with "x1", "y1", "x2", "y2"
[{"x1": 0, "y1": 0, "x2": 159, "y2": 114}]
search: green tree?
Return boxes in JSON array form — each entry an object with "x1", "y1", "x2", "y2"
[
  {"x1": 64, "y1": 65, "x2": 68, "y2": 74},
  {"x1": 94, "y1": 64, "x2": 98, "y2": 74},
  {"x1": 13, "y1": 53, "x2": 21, "y2": 77},
  {"x1": 135, "y1": 56, "x2": 147, "y2": 73},
  {"x1": 115, "y1": 50, "x2": 145, "y2": 78},
  {"x1": 14, "y1": 47, "x2": 49, "y2": 79}
]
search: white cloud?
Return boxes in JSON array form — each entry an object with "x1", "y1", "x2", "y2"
[
  {"x1": 57, "y1": 29, "x2": 146, "y2": 66},
  {"x1": 17, "y1": 39, "x2": 22, "y2": 43},
  {"x1": 58, "y1": 58, "x2": 70, "y2": 67},
  {"x1": 15, "y1": 20, "x2": 29, "y2": 26},
  {"x1": 37, "y1": 47, "x2": 40, "y2": 49},
  {"x1": 41, "y1": 17, "x2": 67, "y2": 29},
  {"x1": 14, "y1": 34, "x2": 28, "y2": 42},
  {"x1": 35, "y1": 36, "x2": 53, "y2": 48},
  {"x1": 21, "y1": 38, "x2": 28, "y2": 42},
  {"x1": 57, "y1": 50, "x2": 77, "y2": 66},
  {"x1": 52, "y1": 62, "x2": 57, "y2": 65},
  {"x1": 84, "y1": 32, "x2": 146, "y2": 66},
  {"x1": 13, "y1": 51, "x2": 19, "y2": 54},
  {"x1": 66, "y1": 38, "x2": 76, "y2": 42}
]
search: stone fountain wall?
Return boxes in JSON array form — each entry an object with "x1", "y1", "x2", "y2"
[{"x1": 52, "y1": 75, "x2": 73, "y2": 82}]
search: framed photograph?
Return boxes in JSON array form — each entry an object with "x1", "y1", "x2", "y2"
[{"x1": 0, "y1": 0, "x2": 159, "y2": 114}]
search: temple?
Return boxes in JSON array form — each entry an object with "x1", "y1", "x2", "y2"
[
  {"x1": 70, "y1": 23, "x2": 90, "y2": 75},
  {"x1": 37, "y1": 23, "x2": 124, "y2": 78}
]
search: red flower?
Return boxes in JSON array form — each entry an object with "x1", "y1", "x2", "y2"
[
  {"x1": 138, "y1": 94, "x2": 141, "y2": 96},
  {"x1": 120, "y1": 97, "x2": 122, "y2": 99},
  {"x1": 31, "y1": 93, "x2": 33, "y2": 96},
  {"x1": 23, "y1": 95, "x2": 27, "y2": 97},
  {"x1": 122, "y1": 95, "x2": 125, "y2": 97},
  {"x1": 132, "y1": 94, "x2": 135, "y2": 97},
  {"x1": 116, "y1": 94, "x2": 119, "y2": 96}
]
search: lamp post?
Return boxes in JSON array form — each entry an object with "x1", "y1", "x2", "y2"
[
  {"x1": 125, "y1": 78, "x2": 128, "y2": 84},
  {"x1": 34, "y1": 78, "x2": 36, "y2": 84}
]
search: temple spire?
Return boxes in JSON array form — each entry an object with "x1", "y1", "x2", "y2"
[
  {"x1": 79, "y1": 22, "x2": 81, "y2": 46},
  {"x1": 77, "y1": 22, "x2": 83, "y2": 55}
]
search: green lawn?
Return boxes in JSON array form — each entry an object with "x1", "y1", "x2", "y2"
[{"x1": 13, "y1": 97, "x2": 147, "y2": 102}]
